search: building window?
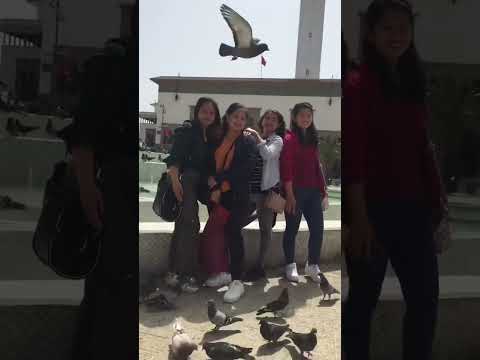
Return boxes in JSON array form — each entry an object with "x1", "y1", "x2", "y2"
[{"x1": 247, "y1": 107, "x2": 261, "y2": 127}]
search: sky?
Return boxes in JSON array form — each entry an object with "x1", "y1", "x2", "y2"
[{"x1": 139, "y1": 0, "x2": 341, "y2": 111}]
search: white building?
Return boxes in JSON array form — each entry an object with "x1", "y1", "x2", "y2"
[
  {"x1": 295, "y1": 0, "x2": 326, "y2": 79},
  {"x1": 0, "y1": 19, "x2": 42, "y2": 101},
  {"x1": 146, "y1": 77, "x2": 341, "y2": 149},
  {"x1": 23, "y1": 0, "x2": 135, "y2": 96}
]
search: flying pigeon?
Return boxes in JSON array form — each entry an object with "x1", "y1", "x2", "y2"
[
  {"x1": 259, "y1": 319, "x2": 290, "y2": 343},
  {"x1": 202, "y1": 341, "x2": 252, "y2": 359},
  {"x1": 207, "y1": 299, "x2": 243, "y2": 331},
  {"x1": 15, "y1": 119, "x2": 39, "y2": 136},
  {"x1": 219, "y1": 4, "x2": 269, "y2": 60},
  {"x1": 286, "y1": 328, "x2": 318, "y2": 359},
  {"x1": 319, "y1": 273, "x2": 340, "y2": 301},
  {"x1": 256, "y1": 288, "x2": 289, "y2": 316},
  {"x1": 170, "y1": 318, "x2": 198, "y2": 360}
]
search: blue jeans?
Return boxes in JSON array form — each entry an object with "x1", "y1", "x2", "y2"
[{"x1": 283, "y1": 187, "x2": 324, "y2": 265}]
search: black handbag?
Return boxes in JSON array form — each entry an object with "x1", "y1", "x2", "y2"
[
  {"x1": 32, "y1": 160, "x2": 102, "y2": 279},
  {"x1": 152, "y1": 172, "x2": 182, "y2": 222}
]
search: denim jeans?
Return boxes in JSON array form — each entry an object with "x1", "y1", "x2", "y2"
[
  {"x1": 168, "y1": 168, "x2": 201, "y2": 277},
  {"x1": 283, "y1": 187, "x2": 324, "y2": 265},
  {"x1": 250, "y1": 192, "x2": 275, "y2": 267}
]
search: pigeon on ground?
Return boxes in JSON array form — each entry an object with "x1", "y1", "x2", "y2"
[
  {"x1": 5, "y1": 117, "x2": 19, "y2": 136},
  {"x1": 256, "y1": 288, "x2": 289, "y2": 316},
  {"x1": 15, "y1": 119, "x2": 39, "y2": 136},
  {"x1": 139, "y1": 186, "x2": 150, "y2": 193},
  {"x1": 319, "y1": 273, "x2": 340, "y2": 301},
  {"x1": 259, "y1": 319, "x2": 290, "y2": 343},
  {"x1": 141, "y1": 153, "x2": 155, "y2": 162},
  {"x1": 0, "y1": 195, "x2": 27, "y2": 210},
  {"x1": 207, "y1": 299, "x2": 243, "y2": 331},
  {"x1": 141, "y1": 288, "x2": 175, "y2": 311},
  {"x1": 170, "y1": 318, "x2": 198, "y2": 360},
  {"x1": 202, "y1": 341, "x2": 252, "y2": 359},
  {"x1": 219, "y1": 4, "x2": 269, "y2": 60},
  {"x1": 286, "y1": 328, "x2": 317, "y2": 358}
]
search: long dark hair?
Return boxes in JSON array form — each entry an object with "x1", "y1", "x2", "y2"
[
  {"x1": 362, "y1": 0, "x2": 426, "y2": 103},
  {"x1": 258, "y1": 109, "x2": 286, "y2": 138},
  {"x1": 193, "y1": 97, "x2": 221, "y2": 126},
  {"x1": 221, "y1": 102, "x2": 249, "y2": 136},
  {"x1": 290, "y1": 102, "x2": 318, "y2": 146}
]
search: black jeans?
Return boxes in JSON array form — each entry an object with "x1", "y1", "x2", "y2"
[
  {"x1": 342, "y1": 201, "x2": 439, "y2": 360},
  {"x1": 221, "y1": 191, "x2": 251, "y2": 280},
  {"x1": 72, "y1": 157, "x2": 138, "y2": 360},
  {"x1": 283, "y1": 187, "x2": 324, "y2": 265},
  {"x1": 168, "y1": 168, "x2": 201, "y2": 277}
]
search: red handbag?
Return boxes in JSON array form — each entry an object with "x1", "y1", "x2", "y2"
[{"x1": 199, "y1": 204, "x2": 230, "y2": 276}]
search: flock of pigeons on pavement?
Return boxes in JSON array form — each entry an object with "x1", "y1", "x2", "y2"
[{"x1": 141, "y1": 278, "x2": 339, "y2": 359}]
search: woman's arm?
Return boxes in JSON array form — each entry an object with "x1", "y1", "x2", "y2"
[
  {"x1": 164, "y1": 122, "x2": 192, "y2": 171},
  {"x1": 258, "y1": 135, "x2": 283, "y2": 161},
  {"x1": 343, "y1": 70, "x2": 376, "y2": 257}
]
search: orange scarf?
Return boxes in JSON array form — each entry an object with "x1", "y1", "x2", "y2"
[{"x1": 215, "y1": 137, "x2": 237, "y2": 192}]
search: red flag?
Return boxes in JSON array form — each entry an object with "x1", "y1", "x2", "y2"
[{"x1": 261, "y1": 56, "x2": 266, "y2": 66}]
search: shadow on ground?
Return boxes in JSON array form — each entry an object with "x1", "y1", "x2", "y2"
[{"x1": 139, "y1": 264, "x2": 341, "y2": 329}]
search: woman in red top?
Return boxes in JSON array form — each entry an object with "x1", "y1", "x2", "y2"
[
  {"x1": 342, "y1": 1, "x2": 446, "y2": 359},
  {"x1": 280, "y1": 102, "x2": 329, "y2": 283}
]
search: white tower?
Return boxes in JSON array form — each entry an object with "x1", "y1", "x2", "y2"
[{"x1": 295, "y1": 0, "x2": 326, "y2": 79}]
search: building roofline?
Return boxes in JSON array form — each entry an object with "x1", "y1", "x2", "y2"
[{"x1": 150, "y1": 76, "x2": 341, "y2": 97}]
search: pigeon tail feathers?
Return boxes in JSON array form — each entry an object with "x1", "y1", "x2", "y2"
[{"x1": 219, "y1": 43, "x2": 233, "y2": 57}]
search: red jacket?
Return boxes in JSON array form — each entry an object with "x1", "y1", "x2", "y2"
[
  {"x1": 280, "y1": 130, "x2": 327, "y2": 195},
  {"x1": 343, "y1": 64, "x2": 443, "y2": 204}
]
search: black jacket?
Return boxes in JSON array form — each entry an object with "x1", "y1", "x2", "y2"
[
  {"x1": 207, "y1": 134, "x2": 257, "y2": 202},
  {"x1": 70, "y1": 44, "x2": 137, "y2": 161},
  {"x1": 164, "y1": 120, "x2": 210, "y2": 176}
]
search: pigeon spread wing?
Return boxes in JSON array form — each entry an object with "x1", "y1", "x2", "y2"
[{"x1": 220, "y1": 4, "x2": 253, "y2": 48}]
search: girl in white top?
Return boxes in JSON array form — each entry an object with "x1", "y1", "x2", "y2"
[{"x1": 243, "y1": 110, "x2": 285, "y2": 281}]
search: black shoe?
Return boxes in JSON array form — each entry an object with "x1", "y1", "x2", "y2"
[{"x1": 244, "y1": 266, "x2": 266, "y2": 282}]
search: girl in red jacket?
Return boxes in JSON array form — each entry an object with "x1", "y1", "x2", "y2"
[
  {"x1": 342, "y1": 1, "x2": 445, "y2": 359},
  {"x1": 280, "y1": 102, "x2": 328, "y2": 283}
]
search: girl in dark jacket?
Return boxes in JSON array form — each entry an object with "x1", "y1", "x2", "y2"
[
  {"x1": 342, "y1": 1, "x2": 445, "y2": 359},
  {"x1": 205, "y1": 103, "x2": 257, "y2": 303},
  {"x1": 163, "y1": 97, "x2": 221, "y2": 293}
]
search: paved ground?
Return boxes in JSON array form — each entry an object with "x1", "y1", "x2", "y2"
[{"x1": 139, "y1": 266, "x2": 341, "y2": 360}]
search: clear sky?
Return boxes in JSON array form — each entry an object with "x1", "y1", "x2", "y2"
[{"x1": 139, "y1": 0, "x2": 341, "y2": 111}]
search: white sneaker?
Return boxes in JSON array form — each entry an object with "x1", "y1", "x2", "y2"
[
  {"x1": 224, "y1": 280, "x2": 245, "y2": 303},
  {"x1": 205, "y1": 272, "x2": 232, "y2": 288},
  {"x1": 305, "y1": 263, "x2": 322, "y2": 283},
  {"x1": 285, "y1": 263, "x2": 299, "y2": 282}
]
